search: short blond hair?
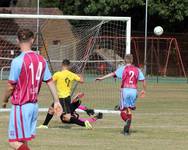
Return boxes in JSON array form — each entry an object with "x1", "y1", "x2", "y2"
[{"x1": 125, "y1": 54, "x2": 133, "y2": 64}]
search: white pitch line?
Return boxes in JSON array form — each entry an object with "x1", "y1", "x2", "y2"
[
  {"x1": 1, "y1": 108, "x2": 188, "y2": 116},
  {"x1": 0, "y1": 108, "x2": 120, "y2": 114}
]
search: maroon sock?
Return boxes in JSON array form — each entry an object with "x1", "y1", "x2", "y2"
[
  {"x1": 127, "y1": 114, "x2": 132, "y2": 129},
  {"x1": 127, "y1": 114, "x2": 132, "y2": 120},
  {"x1": 120, "y1": 111, "x2": 128, "y2": 122},
  {"x1": 17, "y1": 144, "x2": 30, "y2": 150}
]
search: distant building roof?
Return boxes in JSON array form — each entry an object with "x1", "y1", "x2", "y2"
[
  {"x1": 0, "y1": 7, "x2": 63, "y2": 34},
  {"x1": 0, "y1": 7, "x2": 64, "y2": 65},
  {"x1": 8, "y1": 7, "x2": 62, "y2": 15}
]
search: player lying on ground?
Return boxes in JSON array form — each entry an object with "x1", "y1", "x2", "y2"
[
  {"x1": 96, "y1": 54, "x2": 146, "y2": 135},
  {"x1": 38, "y1": 59, "x2": 93, "y2": 129},
  {"x1": 1, "y1": 29, "x2": 62, "y2": 150},
  {"x1": 38, "y1": 92, "x2": 103, "y2": 128},
  {"x1": 60, "y1": 92, "x2": 103, "y2": 124}
]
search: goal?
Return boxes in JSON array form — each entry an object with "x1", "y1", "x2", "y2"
[{"x1": 0, "y1": 14, "x2": 131, "y2": 111}]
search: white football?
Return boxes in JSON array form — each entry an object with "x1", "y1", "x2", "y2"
[{"x1": 154, "y1": 26, "x2": 164, "y2": 36}]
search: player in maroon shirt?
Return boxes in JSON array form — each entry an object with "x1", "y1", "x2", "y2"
[
  {"x1": 2, "y1": 29, "x2": 62, "y2": 150},
  {"x1": 96, "y1": 54, "x2": 146, "y2": 135}
]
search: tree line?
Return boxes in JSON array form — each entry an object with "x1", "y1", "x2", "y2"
[
  {"x1": 1, "y1": 0, "x2": 187, "y2": 32},
  {"x1": 41, "y1": 0, "x2": 188, "y2": 33}
]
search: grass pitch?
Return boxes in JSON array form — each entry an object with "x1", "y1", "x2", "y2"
[{"x1": 0, "y1": 79, "x2": 188, "y2": 150}]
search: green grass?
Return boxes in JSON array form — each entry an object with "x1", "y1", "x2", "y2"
[{"x1": 0, "y1": 80, "x2": 188, "y2": 150}]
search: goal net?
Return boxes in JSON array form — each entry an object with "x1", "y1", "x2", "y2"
[{"x1": 0, "y1": 14, "x2": 131, "y2": 111}]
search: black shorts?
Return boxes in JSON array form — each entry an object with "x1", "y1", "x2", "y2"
[
  {"x1": 59, "y1": 96, "x2": 71, "y2": 114},
  {"x1": 51, "y1": 96, "x2": 71, "y2": 114},
  {"x1": 58, "y1": 97, "x2": 81, "y2": 114},
  {"x1": 51, "y1": 97, "x2": 82, "y2": 115}
]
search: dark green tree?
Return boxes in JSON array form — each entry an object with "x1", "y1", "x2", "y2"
[
  {"x1": 40, "y1": 0, "x2": 188, "y2": 32},
  {"x1": 0, "y1": 0, "x2": 12, "y2": 7},
  {"x1": 40, "y1": 0, "x2": 60, "y2": 8},
  {"x1": 149, "y1": 0, "x2": 188, "y2": 22}
]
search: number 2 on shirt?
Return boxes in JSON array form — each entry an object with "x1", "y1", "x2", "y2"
[
  {"x1": 29, "y1": 62, "x2": 43, "y2": 85},
  {"x1": 129, "y1": 71, "x2": 134, "y2": 84}
]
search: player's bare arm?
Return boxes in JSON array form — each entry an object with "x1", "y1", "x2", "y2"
[
  {"x1": 95, "y1": 72, "x2": 115, "y2": 81},
  {"x1": 142, "y1": 80, "x2": 146, "y2": 91},
  {"x1": 46, "y1": 80, "x2": 63, "y2": 116},
  {"x1": 140, "y1": 80, "x2": 146, "y2": 98},
  {"x1": 2, "y1": 83, "x2": 15, "y2": 108},
  {"x1": 77, "y1": 74, "x2": 84, "y2": 83}
]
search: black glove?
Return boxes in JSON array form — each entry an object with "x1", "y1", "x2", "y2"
[{"x1": 85, "y1": 109, "x2": 95, "y2": 116}]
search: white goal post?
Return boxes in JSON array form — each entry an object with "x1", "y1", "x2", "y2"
[
  {"x1": 0, "y1": 14, "x2": 131, "y2": 54},
  {"x1": 0, "y1": 14, "x2": 131, "y2": 113}
]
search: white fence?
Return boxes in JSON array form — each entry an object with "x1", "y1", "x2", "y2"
[{"x1": 0, "y1": 66, "x2": 10, "y2": 80}]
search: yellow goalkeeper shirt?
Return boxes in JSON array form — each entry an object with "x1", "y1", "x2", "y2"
[{"x1": 53, "y1": 70, "x2": 81, "y2": 98}]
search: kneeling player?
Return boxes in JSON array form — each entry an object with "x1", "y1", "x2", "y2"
[{"x1": 96, "y1": 54, "x2": 146, "y2": 135}]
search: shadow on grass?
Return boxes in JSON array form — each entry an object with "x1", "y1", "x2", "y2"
[
  {"x1": 50, "y1": 125, "x2": 88, "y2": 130},
  {"x1": 50, "y1": 125, "x2": 73, "y2": 129}
]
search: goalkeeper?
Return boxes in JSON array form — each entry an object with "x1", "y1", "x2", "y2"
[
  {"x1": 38, "y1": 59, "x2": 92, "y2": 129},
  {"x1": 61, "y1": 92, "x2": 103, "y2": 124}
]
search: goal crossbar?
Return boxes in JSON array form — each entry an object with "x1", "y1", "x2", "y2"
[
  {"x1": 0, "y1": 14, "x2": 131, "y2": 54},
  {"x1": 0, "y1": 14, "x2": 130, "y2": 21}
]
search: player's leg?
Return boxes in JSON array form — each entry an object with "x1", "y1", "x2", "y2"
[
  {"x1": 38, "y1": 103, "x2": 54, "y2": 128},
  {"x1": 70, "y1": 99, "x2": 81, "y2": 112},
  {"x1": 30, "y1": 103, "x2": 39, "y2": 139},
  {"x1": 71, "y1": 99, "x2": 95, "y2": 116},
  {"x1": 63, "y1": 113, "x2": 88, "y2": 127},
  {"x1": 123, "y1": 108, "x2": 132, "y2": 135},
  {"x1": 82, "y1": 106, "x2": 95, "y2": 116},
  {"x1": 71, "y1": 92, "x2": 85, "y2": 103},
  {"x1": 8, "y1": 106, "x2": 26, "y2": 149},
  {"x1": 120, "y1": 88, "x2": 137, "y2": 135},
  {"x1": 120, "y1": 90, "x2": 129, "y2": 124},
  {"x1": 9, "y1": 141, "x2": 29, "y2": 150},
  {"x1": 61, "y1": 98, "x2": 84, "y2": 126},
  {"x1": 61, "y1": 98, "x2": 92, "y2": 129},
  {"x1": 42, "y1": 105, "x2": 54, "y2": 125},
  {"x1": 70, "y1": 96, "x2": 103, "y2": 123},
  {"x1": 79, "y1": 112, "x2": 103, "y2": 123},
  {"x1": 8, "y1": 105, "x2": 34, "y2": 149},
  {"x1": 124, "y1": 90, "x2": 138, "y2": 134},
  {"x1": 71, "y1": 92, "x2": 95, "y2": 116},
  {"x1": 120, "y1": 108, "x2": 131, "y2": 134},
  {"x1": 70, "y1": 100, "x2": 102, "y2": 123}
]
